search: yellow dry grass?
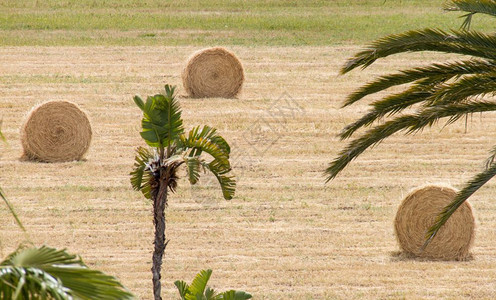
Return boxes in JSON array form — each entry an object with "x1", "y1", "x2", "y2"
[{"x1": 1, "y1": 46, "x2": 496, "y2": 299}]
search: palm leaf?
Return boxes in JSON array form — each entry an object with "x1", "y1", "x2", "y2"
[
  {"x1": 340, "y1": 86, "x2": 433, "y2": 139},
  {"x1": 429, "y1": 73, "x2": 496, "y2": 105},
  {"x1": 340, "y1": 71, "x2": 496, "y2": 139},
  {"x1": 188, "y1": 269, "x2": 212, "y2": 297},
  {"x1": 184, "y1": 156, "x2": 202, "y2": 185},
  {"x1": 326, "y1": 101, "x2": 496, "y2": 181},
  {"x1": 425, "y1": 162, "x2": 496, "y2": 248},
  {"x1": 205, "y1": 286, "x2": 216, "y2": 299},
  {"x1": 343, "y1": 59, "x2": 496, "y2": 107},
  {"x1": 202, "y1": 159, "x2": 236, "y2": 200},
  {"x1": 130, "y1": 146, "x2": 154, "y2": 199},
  {"x1": 181, "y1": 125, "x2": 231, "y2": 157},
  {"x1": 136, "y1": 85, "x2": 184, "y2": 148},
  {"x1": 0, "y1": 187, "x2": 26, "y2": 233},
  {"x1": 447, "y1": 0, "x2": 496, "y2": 15},
  {"x1": 341, "y1": 29, "x2": 496, "y2": 74},
  {"x1": 180, "y1": 127, "x2": 230, "y2": 168},
  {"x1": 174, "y1": 280, "x2": 190, "y2": 300},
  {"x1": 214, "y1": 290, "x2": 252, "y2": 300},
  {"x1": 0, "y1": 246, "x2": 134, "y2": 299},
  {"x1": 445, "y1": 0, "x2": 496, "y2": 29}
]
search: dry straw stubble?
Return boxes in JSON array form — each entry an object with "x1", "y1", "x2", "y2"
[
  {"x1": 394, "y1": 185, "x2": 475, "y2": 260},
  {"x1": 182, "y1": 47, "x2": 244, "y2": 98},
  {"x1": 21, "y1": 100, "x2": 92, "y2": 163}
]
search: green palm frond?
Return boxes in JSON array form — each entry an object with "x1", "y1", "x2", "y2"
[
  {"x1": 184, "y1": 156, "x2": 202, "y2": 185},
  {"x1": 445, "y1": 0, "x2": 496, "y2": 29},
  {"x1": 340, "y1": 86, "x2": 434, "y2": 139},
  {"x1": 179, "y1": 126, "x2": 231, "y2": 168},
  {"x1": 430, "y1": 73, "x2": 496, "y2": 104},
  {"x1": 425, "y1": 162, "x2": 496, "y2": 248},
  {"x1": 202, "y1": 159, "x2": 236, "y2": 200},
  {"x1": 326, "y1": 101, "x2": 496, "y2": 182},
  {"x1": 485, "y1": 144, "x2": 496, "y2": 168},
  {"x1": 174, "y1": 269, "x2": 251, "y2": 300},
  {"x1": 0, "y1": 187, "x2": 26, "y2": 233},
  {"x1": 181, "y1": 125, "x2": 231, "y2": 157},
  {"x1": 214, "y1": 290, "x2": 253, "y2": 300},
  {"x1": 174, "y1": 280, "x2": 189, "y2": 300},
  {"x1": 0, "y1": 246, "x2": 134, "y2": 300},
  {"x1": 135, "y1": 85, "x2": 184, "y2": 149},
  {"x1": 188, "y1": 269, "x2": 212, "y2": 296},
  {"x1": 130, "y1": 146, "x2": 154, "y2": 199},
  {"x1": 343, "y1": 59, "x2": 496, "y2": 107},
  {"x1": 341, "y1": 29, "x2": 496, "y2": 74},
  {"x1": 339, "y1": 71, "x2": 496, "y2": 139}
]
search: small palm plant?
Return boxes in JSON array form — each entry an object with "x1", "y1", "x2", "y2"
[
  {"x1": 174, "y1": 269, "x2": 252, "y2": 300},
  {"x1": 325, "y1": 0, "x2": 496, "y2": 246},
  {"x1": 130, "y1": 85, "x2": 235, "y2": 300},
  {"x1": 0, "y1": 126, "x2": 134, "y2": 299},
  {"x1": 0, "y1": 246, "x2": 134, "y2": 299}
]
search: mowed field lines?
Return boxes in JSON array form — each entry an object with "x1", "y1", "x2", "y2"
[{"x1": 2, "y1": 46, "x2": 496, "y2": 299}]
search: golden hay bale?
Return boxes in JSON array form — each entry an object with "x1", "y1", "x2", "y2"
[
  {"x1": 21, "y1": 101, "x2": 92, "y2": 163},
  {"x1": 182, "y1": 47, "x2": 244, "y2": 98},
  {"x1": 394, "y1": 185, "x2": 475, "y2": 260}
]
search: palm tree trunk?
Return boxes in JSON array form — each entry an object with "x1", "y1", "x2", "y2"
[{"x1": 151, "y1": 181, "x2": 169, "y2": 300}]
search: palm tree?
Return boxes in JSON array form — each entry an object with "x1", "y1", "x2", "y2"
[
  {"x1": 325, "y1": 0, "x2": 496, "y2": 246},
  {"x1": 130, "y1": 85, "x2": 235, "y2": 300},
  {"x1": 174, "y1": 269, "x2": 252, "y2": 300},
  {"x1": 0, "y1": 127, "x2": 134, "y2": 299}
]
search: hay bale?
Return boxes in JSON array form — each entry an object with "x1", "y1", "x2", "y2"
[
  {"x1": 394, "y1": 185, "x2": 475, "y2": 260},
  {"x1": 182, "y1": 47, "x2": 244, "y2": 98},
  {"x1": 21, "y1": 101, "x2": 92, "y2": 163}
]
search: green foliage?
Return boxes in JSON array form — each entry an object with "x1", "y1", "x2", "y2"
[
  {"x1": 134, "y1": 85, "x2": 184, "y2": 149},
  {"x1": 446, "y1": 0, "x2": 496, "y2": 29},
  {"x1": 130, "y1": 146, "x2": 154, "y2": 199},
  {"x1": 131, "y1": 85, "x2": 236, "y2": 200},
  {"x1": 174, "y1": 269, "x2": 252, "y2": 300},
  {"x1": 0, "y1": 187, "x2": 26, "y2": 234},
  {"x1": 325, "y1": 0, "x2": 496, "y2": 246},
  {"x1": 0, "y1": 246, "x2": 134, "y2": 300}
]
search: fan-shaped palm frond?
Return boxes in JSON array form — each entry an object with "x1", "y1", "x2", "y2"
[
  {"x1": 0, "y1": 246, "x2": 134, "y2": 299},
  {"x1": 327, "y1": 0, "x2": 496, "y2": 249},
  {"x1": 174, "y1": 269, "x2": 251, "y2": 300}
]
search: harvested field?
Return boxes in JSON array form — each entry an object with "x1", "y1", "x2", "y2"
[{"x1": 1, "y1": 46, "x2": 496, "y2": 299}]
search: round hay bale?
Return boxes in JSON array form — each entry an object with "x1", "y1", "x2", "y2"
[
  {"x1": 182, "y1": 47, "x2": 244, "y2": 98},
  {"x1": 394, "y1": 185, "x2": 475, "y2": 260},
  {"x1": 21, "y1": 101, "x2": 92, "y2": 163}
]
